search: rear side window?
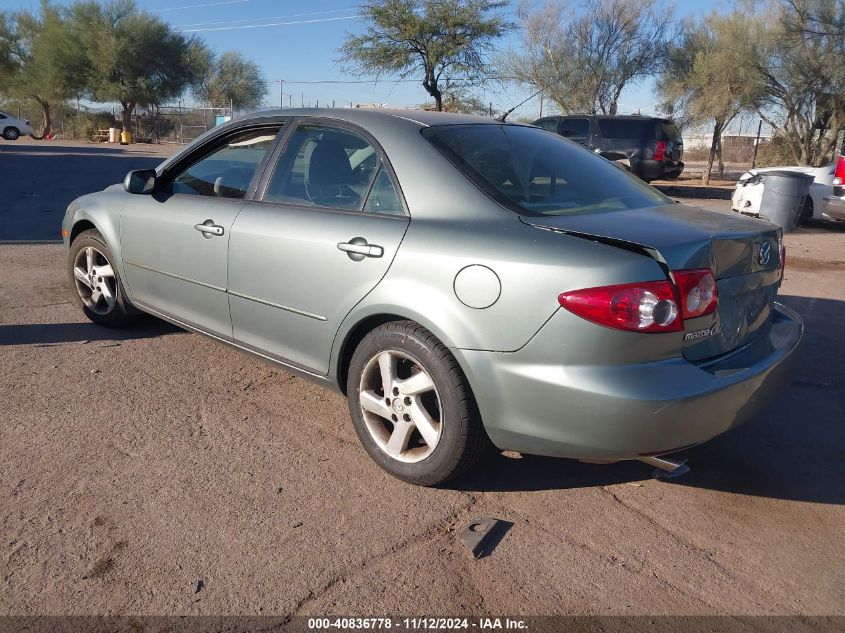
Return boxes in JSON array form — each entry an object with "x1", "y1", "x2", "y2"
[
  {"x1": 264, "y1": 124, "x2": 380, "y2": 210},
  {"x1": 533, "y1": 118, "x2": 559, "y2": 132},
  {"x1": 422, "y1": 124, "x2": 669, "y2": 217},
  {"x1": 660, "y1": 122, "x2": 682, "y2": 142},
  {"x1": 597, "y1": 118, "x2": 653, "y2": 140},
  {"x1": 559, "y1": 118, "x2": 590, "y2": 140},
  {"x1": 363, "y1": 166, "x2": 403, "y2": 215}
]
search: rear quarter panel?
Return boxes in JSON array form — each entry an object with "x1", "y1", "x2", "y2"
[{"x1": 332, "y1": 212, "x2": 669, "y2": 367}]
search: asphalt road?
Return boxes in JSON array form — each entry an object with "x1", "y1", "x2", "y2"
[{"x1": 1, "y1": 140, "x2": 844, "y2": 622}]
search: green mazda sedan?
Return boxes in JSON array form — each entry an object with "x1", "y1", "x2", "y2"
[{"x1": 62, "y1": 109, "x2": 803, "y2": 486}]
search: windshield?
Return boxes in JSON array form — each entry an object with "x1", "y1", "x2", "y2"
[{"x1": 422, "y1": 124, "x2": 670, "y2": 216}]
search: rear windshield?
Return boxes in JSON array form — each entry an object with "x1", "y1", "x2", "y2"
[
  {"x1": 421, "y1": 124, "x2": 670, "y2": 217},
  {"x1": 597, "y1": 118, "x2": 653, "y2": 140}
]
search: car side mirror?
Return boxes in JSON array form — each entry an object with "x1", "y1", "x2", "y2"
[{"x1": 124, "y1": 169, "x2": 157, "y2": 194}]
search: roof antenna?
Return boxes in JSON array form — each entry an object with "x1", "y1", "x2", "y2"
[{"x1": 496, "y1": 88, "x2": 545, "y2": 122}]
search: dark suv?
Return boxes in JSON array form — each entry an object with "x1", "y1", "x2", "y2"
[{"x1": 532, "y1": 115, "x2": 684, "y2": 182}]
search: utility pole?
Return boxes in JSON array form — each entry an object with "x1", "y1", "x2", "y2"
[
  {"x1": 751, "y1": 119, "x2": 763, "y2": 169},
  {"x1": 539, "y1": 92, "x2": 544, "y2": 118},
  {"x1": 279, "y1": 78, "x2": 283, "y2": 108}
]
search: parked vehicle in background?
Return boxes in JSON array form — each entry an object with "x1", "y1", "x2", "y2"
[
  {"x1": 821, "y1": 144, "x2": 845, "y2": 221},
  {"x1": 532, "y1": 114, "x2": 684, "y2": 182},
  {"x1": 63, "y1": 109, "x2": 801, "y2": 486},
  {"x1": 0, "y1": 111, "x2": 35, "y2": 140},
  {"x1": 732, "y1": 163, "x2": 840, "y2": 224}
]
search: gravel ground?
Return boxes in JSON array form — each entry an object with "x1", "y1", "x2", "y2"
[{"x1": 1, "y1": 140, "x2": 843, "y2": 622}]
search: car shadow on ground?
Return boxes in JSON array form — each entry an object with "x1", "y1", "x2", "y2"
[
  {"x1": 0, "y1": 319, "x2": 182, "y2": 346},
  {"x1": 452, "y1": 295, "x2": 845, "y2": 505},
  {"x1": 0, "y1": 143, "x2": 164, "y2": 241}
]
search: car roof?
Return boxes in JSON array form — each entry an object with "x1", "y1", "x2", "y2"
[{"x1": 240, "y1": 107, "x2": 508, "y2": 128}]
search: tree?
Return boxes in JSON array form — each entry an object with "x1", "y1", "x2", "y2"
[
  {"x1": 739, "y1": 0, "x2": 845, "y2": 165},
  {"x1": 507, "y1": 0, "x2": 675, "y2": 115},
  {"x1": 661, "y1": 13, "x2": 758, "y2": 183},
  {"x1": 339, "y1": 0, "x2": 509, "y2": 111},
  {"x1": 0, "y1": 1, "x2": 85, "y2": 138},
  {"x1": 0, "y1": 13, "x2": 14, "y2": 85},
  {"x1": 68, "y1": 0, "x2": 210, "y2": 133},
  {"x1": 197, "y1": 51, "x2": 267, "y2": 110}
]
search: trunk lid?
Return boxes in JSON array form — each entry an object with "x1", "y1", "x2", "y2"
[{"x1": 523, "y1": 203, "x2": 783, "y2": 361}]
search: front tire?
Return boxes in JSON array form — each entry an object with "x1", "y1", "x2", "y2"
[
  {"x1": 68, "y1": 229, "x2": 136, "y2": 328},
  {"x1": 347, "y1": 321, "x2": 487, "y2": 486},
  {"x1": 3, "y1": 127, "x2": 20, "y2": 141}
]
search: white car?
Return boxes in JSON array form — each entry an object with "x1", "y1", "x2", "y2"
[
  {"x1": 0, "y1": 111, "x2": 35, "y2": 140},
  {"x1": 822, "y1": 146, "x2": 845, "y2": 221},
  {"x1": 731, "y1": 163, "x2": 838, "y2": 223}
]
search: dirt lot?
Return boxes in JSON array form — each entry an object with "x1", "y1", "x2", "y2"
[{"x1": 1, "y1": 140, "x2": 844, "y2": 623}]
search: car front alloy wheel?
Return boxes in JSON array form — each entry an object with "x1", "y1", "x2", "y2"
[{"x1": 68, "y1": 229, "x2": 136, "y2": 328}]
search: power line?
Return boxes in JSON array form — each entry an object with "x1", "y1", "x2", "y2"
[
  {"x1": 181, "y1": 14, "x2": 358, "y2": 32},
  {"x1": 153, "y1": 0, "x2": 248, "y2": 13},
  {"x1": 175, "y1": 8, "x2": 356, "y2": 29}
]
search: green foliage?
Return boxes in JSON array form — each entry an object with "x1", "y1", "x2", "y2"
[
  {"x1": 661, "y1": 12, "x2": 759, "y2": 182},
  {"x1": 0, "y1": 1, "x2": 87, "y2": 135},
  {"x1": 339, "y1": 0, "x2": 510, "y2": 110},
  {"x1": 738, "y1": 0, "x2": 845, "y2": 165},
  {"x1": 66, "y1": 0, "x2": 211, "y2": 132},
  {"x1": 754, "y1": 136, "x2": 804, "y2": 168},
  {"x1": 508, "y1": 0, "x2": 675, "y2": 115},
  {"x1": 197, "y1": 51, "x2": 267, "y2": 110}
]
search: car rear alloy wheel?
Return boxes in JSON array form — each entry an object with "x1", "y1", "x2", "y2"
[
  {"x1": 68, "y1": 229, "x2": 136, "y2": 328},
  {"x1": 347, "y1": 321, "x2": 489, "y2": 486},
  {"x1": 359, "y1": 350, "x2": 443, "y2": 463}
]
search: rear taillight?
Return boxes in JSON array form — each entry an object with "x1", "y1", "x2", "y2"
[
  {"x1": 559, "y1": 280, "x2": 682, "y2": 333},
  {"x1": 654, "y1": 140, "x2": 667, "y2": 162},
  {"x1": 834, "y1": 154, "x2": 845, "y2": 186},
  {"x1": 673, "y1": 269, "x2": 718, "y2": 319},
  {"x1": 559, "y1": 268, "x2": 720, "y2": 334}
]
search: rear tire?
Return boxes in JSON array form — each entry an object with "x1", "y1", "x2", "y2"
[
  {"x1": 347, "y1": 321, "x2": 488, "y2": 486},
  {"x1": 68, "y1": 229, "x2": 136, "y2": 328},
  {"x1": 3, "y1": 127, "x2": 20, "y2": 141},
  {"x1": 798, "y1": 197, "x2": 813, "y2": 225}
]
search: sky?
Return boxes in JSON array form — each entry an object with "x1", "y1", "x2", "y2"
[{"x1": 1, "y1": 0, "x2": 734, "y2": 120}]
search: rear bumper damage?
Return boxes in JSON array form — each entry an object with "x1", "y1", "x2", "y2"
[{"x1": 459, "y1": 302, "x2": 803, "y2": 460}]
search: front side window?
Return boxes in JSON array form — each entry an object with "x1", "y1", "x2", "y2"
[
  {"x1": 169, "y1": 127, "x2": 281, "y2": 199},
  {"x1": 422, "y1": 124, "x2": 669, "y2": 217},
  {"x1": 263, "y1": 124, "x2": 382, "y2": 211}
]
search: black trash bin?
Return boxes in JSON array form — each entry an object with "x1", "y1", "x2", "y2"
[{"x1": 758, "y1": 170, "x2": 813, "y2": 231}]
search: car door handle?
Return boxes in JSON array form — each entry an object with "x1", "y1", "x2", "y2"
[
  {"x1": 338, "y1": 239, "x2": 384, "y2": 259},
  {"x1": 194, "y1": 219, "x2": 224, "y2": 238}
]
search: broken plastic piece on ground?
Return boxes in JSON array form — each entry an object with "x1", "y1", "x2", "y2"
[{"x1": 459, "y1": 517, "x2": 512, "y2": 559}]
